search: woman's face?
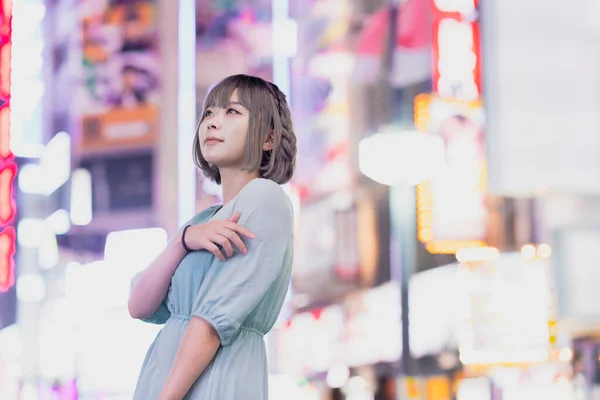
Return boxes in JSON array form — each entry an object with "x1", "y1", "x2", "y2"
[{"x1": 198, "y1": 89, "x2": 250, "y2": 169}]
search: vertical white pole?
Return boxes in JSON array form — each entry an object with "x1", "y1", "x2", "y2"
[
  {"x1": 177, "y1": 0, "x2": 197, "y2": 226},
  {"x1": 272, "y1": 0, "x2": 291, "y2": 100}
]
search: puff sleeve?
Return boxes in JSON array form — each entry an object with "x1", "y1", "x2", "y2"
[
  {"x1": 130, "y1": 273, "x2": 171, "y2": 325},
  {"x1": 191, "y1": 180, "x2": 293, "y2": 346}
]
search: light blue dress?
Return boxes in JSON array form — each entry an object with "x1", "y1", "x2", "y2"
[{"x1": 131, "y1": 179, "x2": 294, "y2": 400}]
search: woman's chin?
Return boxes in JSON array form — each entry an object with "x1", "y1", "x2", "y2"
[
  {"x1": 203, "y1": 154, "x2": 224, "y2": 166},
  {"x1": 205, "y1": 158, "x2": 231, "y2": 169}
]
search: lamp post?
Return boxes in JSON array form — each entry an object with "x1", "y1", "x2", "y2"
[
  {"x1": 359, "y1": 128, "x2": 445, "y2": 378},
  {"x1": 357, "y1": 0, "x2": 435, "y2": 382}
]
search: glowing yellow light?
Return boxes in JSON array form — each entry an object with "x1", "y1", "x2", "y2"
[
  {"x1": 456, "y1": 247, "x2": 499, "y2": 263},
  {"x1": 426, "y1": 240, "x2": 486, "y2": 254},
  {"x1": 521, "y1": 244, "x2": 536, "y2": 259},
  {"x1": 413, "y1": 95, "x2": 487, "y2": 255},
  {"x1": 537, "y1": 244, "x2": 552, "y2": 258},
  {"x1": 414, "y1": 94, "x2": 432, "y2": 132},
  {"x1": 558, "y1": 348, "x2": 573, "y2": 362}
]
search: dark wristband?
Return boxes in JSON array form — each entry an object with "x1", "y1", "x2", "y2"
[{"x1": 181, "y1": 225, "x2": 193, "y2": 252}]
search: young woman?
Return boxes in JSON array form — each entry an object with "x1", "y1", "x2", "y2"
[{"x1": 128, "y1": 74, "x2": 297, "y2": 399}]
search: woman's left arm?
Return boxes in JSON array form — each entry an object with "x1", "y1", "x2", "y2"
[
  {"x1": 159, "y1": 317, "x2": 220, "y2": 400},
  {"x1": 159, "y1": 179, "x2": 294, "y2": 400}
]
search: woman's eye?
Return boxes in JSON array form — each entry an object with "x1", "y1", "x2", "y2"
[
  {"x1": 204, "y1": 110, "x2": 213, "y2": 117},
  {"x1": 227, "y1": 108, "x2": 238, "y2": 114}
]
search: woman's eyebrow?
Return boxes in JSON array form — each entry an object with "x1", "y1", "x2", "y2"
[{"x1": 206, "y1": 101, "x2": 246, "y2": 109}]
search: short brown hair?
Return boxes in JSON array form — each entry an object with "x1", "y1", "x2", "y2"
[{"x1": 193, "y1": 74, "x2": 297, "y2": 185}]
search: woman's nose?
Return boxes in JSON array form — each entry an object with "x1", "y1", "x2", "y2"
[
  {"x1": 207, "y1": 118, "x2": 221, "y2": 130},
  {"x1": 207, "y1": 112, "x2": 223, "y2": 130}
]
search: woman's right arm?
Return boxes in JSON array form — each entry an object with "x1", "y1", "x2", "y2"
[
  {"x1": 127, "y1": 230, "x2": 188, "y2": 320},
  {"x1": 128, "y1": 212, "x2": 256, "y2": 320}
]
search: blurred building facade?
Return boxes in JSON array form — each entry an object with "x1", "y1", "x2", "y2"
[{"x1": 2, "y1": 0, "x2": 600, "y2": 399}]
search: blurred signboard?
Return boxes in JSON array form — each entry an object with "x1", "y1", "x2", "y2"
[
  {"x1": 554, "y1": 228, "x2": 600, "y2": 331},
  {"x1": 79, "y1": 152, "x2": 153, "y2": 212},
  {"x1": 0, "y1": 0, "x2": 16, "y2": 330},
  {"x1": 343, "y1": 281, "x2": 402, "y2": 367},
  {"x1": 413, "y1": 0, "x2": 488, "y2": 255},
  {"x1": 409, "y1": 264, "x2": 463, "y2": 358},
  {"x1": 289, "y1": 0, "x2": 355, "y2": 202},
  {"x1": 277, "y1": 305, "x2": 345, "y2": 376},
  {"x1": 431, "y1": 0, "x2": 481, "y2": 100},
  {"x1": 482, "y1": 0, "x2": 600, "y2": 195},
  {"x1": 78, "y1": 0, "x2": 160, "y2": 150},
  {"x1": 414, "y1": 95, "x2": 487, "y2": 254},
  {"x1": 277, "y1": 281, "x2": 402, "y2": 376},
  {"x1": 195, "y1": 0, "x2": 274, "y2": 90},
  {"x1": 458, "y1": 254, "x2": 553, "y2": 365},
  {"x1": 0, "y1": 0, "x2": 17, "y2": 298}
]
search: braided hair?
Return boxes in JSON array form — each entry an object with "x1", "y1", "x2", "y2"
[{"x1": 261, "y1": 81, "x2": 297, "y2": 183}]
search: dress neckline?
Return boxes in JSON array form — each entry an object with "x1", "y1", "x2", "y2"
[{"x1": 210, "y1": 205, "x2": 223, "y2": 218}]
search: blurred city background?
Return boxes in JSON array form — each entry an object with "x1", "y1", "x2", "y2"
[{"x1": 0, "y1": 0, "x2": 599, "y2": 398}]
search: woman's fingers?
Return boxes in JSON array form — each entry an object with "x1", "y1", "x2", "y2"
[
  {"x1": 226, "y1": 212, "x2": 241, "y2": 222},
  {"x1": 224, "y1": 221, "x2": 256, "y2": 239},
  {"x1": 213, "y1": 234, "x2": 234, "y2": 258},
  {"x1": 189, "y1": 216, "x2": 253, "y2": 260},
  {"x1": 204, "y1": 242, "x2": 225, "y2": 262},
  {"x1": 219, "y1": 228, "x2": 247, "y2": 255}
]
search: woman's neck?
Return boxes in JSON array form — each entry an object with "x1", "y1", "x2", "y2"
[{"x1": 219, "y1": 168, "x2": 260, "y2": 205}]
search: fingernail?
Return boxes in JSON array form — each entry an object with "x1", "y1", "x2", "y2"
[{"x1": 242, "y1": 248, "x2": 248, "y2": 254}]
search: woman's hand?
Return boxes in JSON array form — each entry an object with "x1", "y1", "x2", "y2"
[{"x1": 182, "y1": 212, "x2": 255, "y2": 261}]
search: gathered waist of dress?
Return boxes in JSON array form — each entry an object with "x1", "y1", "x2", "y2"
[{"x1": 168, "y1": 313, "x2": 265, "y2": 336}]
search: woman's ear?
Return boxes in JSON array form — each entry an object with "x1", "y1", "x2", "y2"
[{"x1": 263, "y1": 131, "x2": 275, "y2": 151}]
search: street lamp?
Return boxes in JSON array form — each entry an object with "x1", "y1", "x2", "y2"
[{"x1": 358, "y1": 129, "x2": 445, "y2": 186}]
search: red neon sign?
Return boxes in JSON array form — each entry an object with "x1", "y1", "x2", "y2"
[
  {"x1": 414, "y1": 0, "x2": 488, "y2": 254},
  {"x1": 431, "y1": 0, "x2": 480, "y2": 20},
  {"x1": 0, "y1": 226, "x2": 15, "y2": 292},
  {"x1": 431, "y1": 0, "x2": 482, "y2": 100},
  {"x1": 0, "y1": 0, "x2": 16, "y2": 293},
  {"x1": 0, "y1": 162, "x2": 16, "y2": 224}
]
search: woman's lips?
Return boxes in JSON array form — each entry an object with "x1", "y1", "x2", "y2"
[{"x1": 205, "y1": 137, "x2": 223, "y2": 145}]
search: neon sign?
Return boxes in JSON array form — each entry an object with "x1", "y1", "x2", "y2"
[
  {"x1": 0, "y1": 0, "x2": 17, "y2": 293},
  {"x1": 0, "y1": 163, "x2": 16, "y2": 224},
  {"x1": 0, "y1": 226, "x2": 15, "y2": 291},
  {"x1": 414, "y1": 0, "x2": 487, "y2": 254},
  {"x1": 431, "y1": 0, "x2": 481, "y2": 101}
]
